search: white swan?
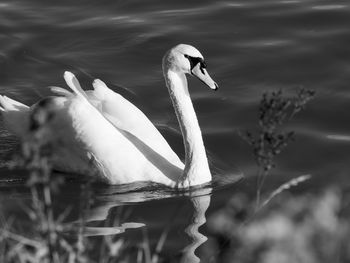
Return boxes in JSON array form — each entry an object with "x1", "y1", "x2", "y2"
[{"x1": 0, "y1": 44, "x2": 218, "y2": 188}]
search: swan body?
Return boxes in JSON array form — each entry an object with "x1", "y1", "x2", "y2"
[{"x1": 0, "y1": 44, "x2": 218, "y2": 187}]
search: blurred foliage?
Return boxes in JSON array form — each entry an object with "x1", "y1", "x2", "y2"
[
  {"x1": 0, "y1": 113, "x2": 162, "y2": 263},
  {"x1": 0, "y1": 127, "x2": 84, "y2": 263},
  {"x1": 206, "y1": 188, "x2": 350, "y2": 263}
]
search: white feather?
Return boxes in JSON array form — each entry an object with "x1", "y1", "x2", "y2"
[
  {"x1": 49, "y1": 86, "x2": 72, "y2": 97},
  {"x1": 63, "y1": 71, "x2": 89, "y2": 100}
]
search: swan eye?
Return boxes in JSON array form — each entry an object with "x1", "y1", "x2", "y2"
[{"x1": 184, "y1": 54, "x2": 207, "y2": 74}]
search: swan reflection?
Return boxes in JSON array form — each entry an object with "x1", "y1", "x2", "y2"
[
  {"x1": 182, "y1": 194, "x2": 211, "y2": 263},
  {"x1": 77, "y1": 183, "x2": 213, "y2": 262}
]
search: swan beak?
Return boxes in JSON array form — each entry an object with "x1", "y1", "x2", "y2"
[{"x1": 191, "y1": 63, "x2": 219, "y2": 91}]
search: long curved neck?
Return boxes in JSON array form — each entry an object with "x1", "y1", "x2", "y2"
[{"x1": 164, "y1": 69, "x2": 211, "y2": 187}]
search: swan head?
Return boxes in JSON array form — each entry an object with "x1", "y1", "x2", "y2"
[{"x1": 163, "y1": 44, "x2": 219, "y2": 90}]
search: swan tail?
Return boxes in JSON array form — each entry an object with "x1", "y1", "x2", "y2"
[
  {"x1": 49, "y1": 86, "x2": 73, "y2": 97},
  {"x1": 0, "y1": 95, "x2": 5, "y2": 111},
  {"x1": 63, "y1": 71, "x2": 89, "y2": 101},
  {"x1": 0, "y1": 95, "x2": 29, "y2": 112},
  {"x1": 0, "y1": 95, "x2": 7, "y2": 112},
  {"x1": 0, "y1": 95, "x2": 30, "y2": 137}
]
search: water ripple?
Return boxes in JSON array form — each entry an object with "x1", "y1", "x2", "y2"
[{"x1": 312, "y1": 4, "x2": 348, "y2": 10}]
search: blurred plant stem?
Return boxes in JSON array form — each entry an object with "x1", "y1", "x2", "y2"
[
  {"x1": 21, "y1": 126, "x2": 68, "y2": 262},
  {"x1": 0, "y1": 112, "x2": 92, "y2": 262}
]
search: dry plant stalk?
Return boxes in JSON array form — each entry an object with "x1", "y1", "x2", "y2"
[{"x1": 240, "y1": 88, "x2": 315, "y2": 206}]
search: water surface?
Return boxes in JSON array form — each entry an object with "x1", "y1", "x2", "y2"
[{"x1": 1, "y1": 0, "x2": 350, "y2": 261}]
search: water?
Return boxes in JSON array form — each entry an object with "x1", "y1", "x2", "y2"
[{"x1": 1, "y1": 0, "x2": 350, "y2": 261}]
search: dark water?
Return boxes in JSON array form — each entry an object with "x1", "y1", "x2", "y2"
[{"x1": 1, "y1": 0, "x2": 350, "y2": 261}]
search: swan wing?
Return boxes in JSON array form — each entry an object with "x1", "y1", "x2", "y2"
[
  {"x1": 1, "y1": 72, "x2": 182, "y2": 185},
  {"x1": 87, "y1": 78, "x2": 184, "y2": 169},
  {"x1": 55, "y1": 72, "x2": 182, "y2": 184},
  {"x1": 59, "y1": 72, "x2": 183, "y2": 169}
]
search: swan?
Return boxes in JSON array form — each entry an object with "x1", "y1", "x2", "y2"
[{"x1": 0, "y1": 44, "x2": 218, "y2": 188}]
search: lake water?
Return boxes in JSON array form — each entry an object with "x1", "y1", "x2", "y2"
[{"x1": 1, "y1": 0, "x2": 350, "y2": 261}]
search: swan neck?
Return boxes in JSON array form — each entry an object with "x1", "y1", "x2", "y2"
[{"x1": 164, "y1": 69, "x2": 211, "y2": 186}]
